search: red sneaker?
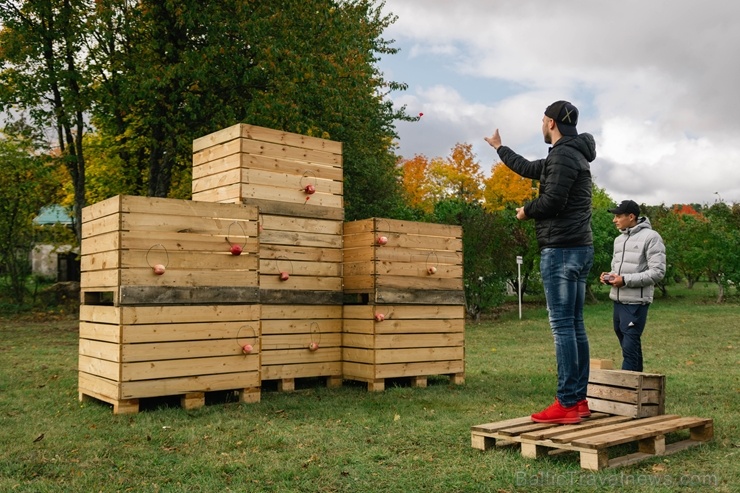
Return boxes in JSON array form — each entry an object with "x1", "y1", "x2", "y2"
[
  {"x1": 531, "y1": 398, "x2": 582, "y2": 424},
  {"x1": 577, "y1": 399, "x2": 591, "y2": 418}
]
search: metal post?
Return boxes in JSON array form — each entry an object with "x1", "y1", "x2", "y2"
[{"x1": 516, "y1": 256, "x2": 523, "y2": 319}]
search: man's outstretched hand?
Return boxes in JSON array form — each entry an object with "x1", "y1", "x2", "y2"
[{"x1": 484, "y1": 129, "x2": 502, "y2": 150}]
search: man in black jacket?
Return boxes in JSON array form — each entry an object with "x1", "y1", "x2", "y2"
[{"x1": 485, "y1": 100, "x2": 597, "y2": 424}]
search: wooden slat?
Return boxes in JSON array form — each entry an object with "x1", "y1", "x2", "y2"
[
  {"x1": 260, "y1": 244, "x2": 343, "y2": 263},
  {"x1": 471, "y1": 417, "x2": 537, "y2": 433},
  {"x1": 261, "y1": 362, "x2": 342, "y2": 380},
  {"x1": 120, "y1": 339, "x2": 252, "y2": 362},
  {"x1": 121, "y1": 355, "x2": 255, "y2": 381},
  {"x1": 121, "y1": 321, "x2": 257, "y2": 343},
  {"x1": 374, "y1": 333, "x2": 464, "y2": 349},
  {"x1": 550, "y1": 415, "x2": 680, "y2": 444},
  {"x1": 192, "y1": 123, "x2": 342, "y2": 155},
  {"x1": 238, "y1": 197, "x2": 345, "y2": 220},
  {"x1": 193, "y1": 152, "x2": 344, "y2": 182},
  {"x1": 352, "y1": 360, "x2": 464, "y2": 379},
  {"x1": 519, "y1": 415, "x2": 633, "y2": 441},
  {"x1": 262, "y1": 333, "x2": 341, "y2": 350},
  {"x1": 589, "y1": 369, "x2": 664, "y2": 389},
  {"x1": 120, "y1": 371, "x2": 260, "y2": 399},
  {"x1": 374, "y1": 346, "x2": 464, "y2": 364},
  {"x1": 118, "y1": 305, "x2": 260, "y2": 325},
  {"x1": 79, "y1": 355, "x2": 120, "y2": 381},
  {"x1": 260, "y1": 304, "x2": 342, "y2": 319},
  {"x1": 79, "y1": 321, "x2": 121, "y2": 343},
  {"x1": 572, "y1": 417, "x2": 712, "y2": 449},
  {"x1": 374, "y1": 319, "x2": 465, "y2": 334},
  {"x1": 260, "y1": 348, "x2": 342, "y2": 366}
]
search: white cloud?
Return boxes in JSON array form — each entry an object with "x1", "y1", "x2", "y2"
[{"x1": 379, "y1": 0, "x2": 740, "y2": 205}]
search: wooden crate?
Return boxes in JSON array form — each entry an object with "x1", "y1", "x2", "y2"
[
  {"x1": 471, "y1": 413, "x2": 713, "y2": 471},
  {"x1": 192, "y1": 123, "x2": 343, "y2": 220},
  {"x1": 260, "y1": 304, "x2": 343, "y2": 391},
  {"x1": 343, "y1": 218, "x2": 464, "y2": 305},
  {"x1": 257, "y1": 214, "x2": 343, "y2": 305},
  {"x1": 80, "y1": 195, "x2": 259, "y2": 306},
  {"x1": 342, "y1": 304, "x2": 465, "y2": 391},
  {"x1": 78, "y1": 304, "x2": 261, "y2": 414},
  {"x1": 588, "y1": 369, "x2": 665, "y2": 418}
]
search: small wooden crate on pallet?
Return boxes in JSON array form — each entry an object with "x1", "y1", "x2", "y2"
[
  {"x1": 342, "y1": 304, "x2": 465, "y2": 391},
  {"x1": 79, "y1": 304, "x2": 261, "y2": 414},
  {"x1": 260, "y1": 304, "x2": 343, "y2": 391},
  {"x1": 471, "y1": 413, "x2": 713, "y2": 471},
  {"x1": 343, "y1": 218, "x2": 464, "y2": 305},
  {"x1": 588, "y1": 369, "x2": 665, "y2": 418},
  {"x1": 192, "y1": 123, "x2": 344, "y2": 221},
  {"x1": 80, "y1": 195, "x2": 259, "y2": 306}
]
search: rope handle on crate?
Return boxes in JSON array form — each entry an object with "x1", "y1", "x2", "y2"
[
  {"x1": 226, "y1": 221, "x2": 248, "y2": 256},
  {"x1": 236, "y1": 324, "x2": 258, "y2": 355},
  {"x1": 146, "y1": 244, "x2": 169, "y2": 275},
  {"x1": 308, "y1": 321, "x2": 321, "y2": 351},
  {"x1": 426, "y1": 250, "x2": 439, "y2": 275}
]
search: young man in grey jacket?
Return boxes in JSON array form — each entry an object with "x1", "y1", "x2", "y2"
[{"x1": 600, "y1": 200, "x2": 666, "y2": 372}]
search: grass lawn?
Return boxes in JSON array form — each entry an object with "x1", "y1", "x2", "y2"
[{"x1": 0, "y1": 285, "x2": 737, "y2": 492}]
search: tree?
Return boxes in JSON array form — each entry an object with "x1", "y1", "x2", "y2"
[
  {"x1": 0, "y1": 132, "x2": 61, "y2": 305},
  {"x1": 428, "y1": 143, "x2": 483, "y2": 203},
  {"x1": 655, "y1": 207, "x2": 707, "y2": 289},
  {"x1": 399, "y1": 154, "x2": 436, "y2": 214},
  {"x1": 702, "y1": 202, "x2": 740, "y2": 302},
  {"x1": 482, "y1": 162, "x2": 536, "y2": 212},
  {"x1": 0, "y1": 0, "x2": 91, "y2": 244}
]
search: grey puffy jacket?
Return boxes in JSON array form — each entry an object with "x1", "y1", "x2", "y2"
[{"x1": 610, "y1": 217, "x2": 666, "y2": 304}]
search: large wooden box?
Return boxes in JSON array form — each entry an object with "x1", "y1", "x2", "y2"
[
  {"x1": 587, "y1": 369, "x2": 666, "y2": 418},
  {"x1": 342, "y1": 304, "x2": 465, "y2": 391},
  {"x1": 192, "y1": 123, "x2": 343, "y2": 220},
  {"x1": 80, "y1": 195, "x2": 259, "y2": 306},
  {"x1": 260, "y1": 304, "x2": 343, "y2": 391},
  {"x1": 78, "y1": 304, "x2": 261, "y2": 413},
  {"x1": 343, "y1": 218, "x2": 464, "y2": 305}
]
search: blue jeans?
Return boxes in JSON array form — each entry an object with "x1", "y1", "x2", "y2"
[
  {"x1": 540, "y1": 246, "x2": 594, "y2": 408},
  {"x1": 613, "y1": 302, "x2": 650, "y2": 372}
]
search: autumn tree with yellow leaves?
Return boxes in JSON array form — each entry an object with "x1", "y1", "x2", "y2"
[{"x1": 482, "y1": 163, "x2": 537, "y2": 211}]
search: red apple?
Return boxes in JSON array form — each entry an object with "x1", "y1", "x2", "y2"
[
  {"x1": 304, "y1": 184, "x2": 316, "y2": 194},
  {"x1": 280, "y1": 271, "x2": 290, "y2": 281},
  {"x1": 153, "y1": 264, "x2": 166, "y2": 275},
  {"x1": 242, "y1": 344, "x2": 253, "y2": 354},
  {"x1": 376, "y1": 236, "x2": 388, "y2": 246},
  {"x1": 230, "y1": 244, "x2": 243, "y2": 256},
  {"x1": 374, "y1": 313, "x2": 385, "y2": 322},
  {"x1": 309, "y1": 342, "x2": 319, "y2": 351},
  {"x1": 427, "y1": 266, "x2": 437, "y2": 275}
]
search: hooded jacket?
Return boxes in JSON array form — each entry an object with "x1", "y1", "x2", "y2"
[
  {"x1": 496, "y1": 133, "x2": 596, "y2": 249},
  {"x1": 609, "y1": 217, "x2": 666, "y2": 304}
]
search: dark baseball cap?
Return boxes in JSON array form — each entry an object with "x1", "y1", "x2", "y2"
[
  {"x1": 608, "y1": 200, "x2": 640, "y2": 216},
  {"x1": 544, "y1": 100, "x2": 579, "y2": 136}
]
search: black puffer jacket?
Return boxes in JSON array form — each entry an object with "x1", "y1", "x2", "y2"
[{"x1": 497, "y1": 133, "x2": 596, "y2": 249}]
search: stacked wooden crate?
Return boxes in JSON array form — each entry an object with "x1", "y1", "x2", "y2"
[
  {"x1": 78, "y1": 195, "x2": 261, "y2": 413},
  {"x1": 342, "y1": 218, "x2": 465, "y2": 391},
  {"x1": 192, "y1": 123, "x2": 344, "y2": 391}
]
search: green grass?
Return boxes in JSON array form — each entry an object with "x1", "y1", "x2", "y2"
[{"x1": 0, "y1": 288, "x2": 737, "y2": 492}]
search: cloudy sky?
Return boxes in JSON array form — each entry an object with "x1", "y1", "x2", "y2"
[{"x1": 377, "y1": 0, "x2": 740, "y2": 207}]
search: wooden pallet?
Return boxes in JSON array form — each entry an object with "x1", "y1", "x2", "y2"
[
  {"x1": 471, "y1": 413, "x2": 713, "y2": 470},
  {"x1": 79, "y1": 387, "x2": 261, "y2": 415}
]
